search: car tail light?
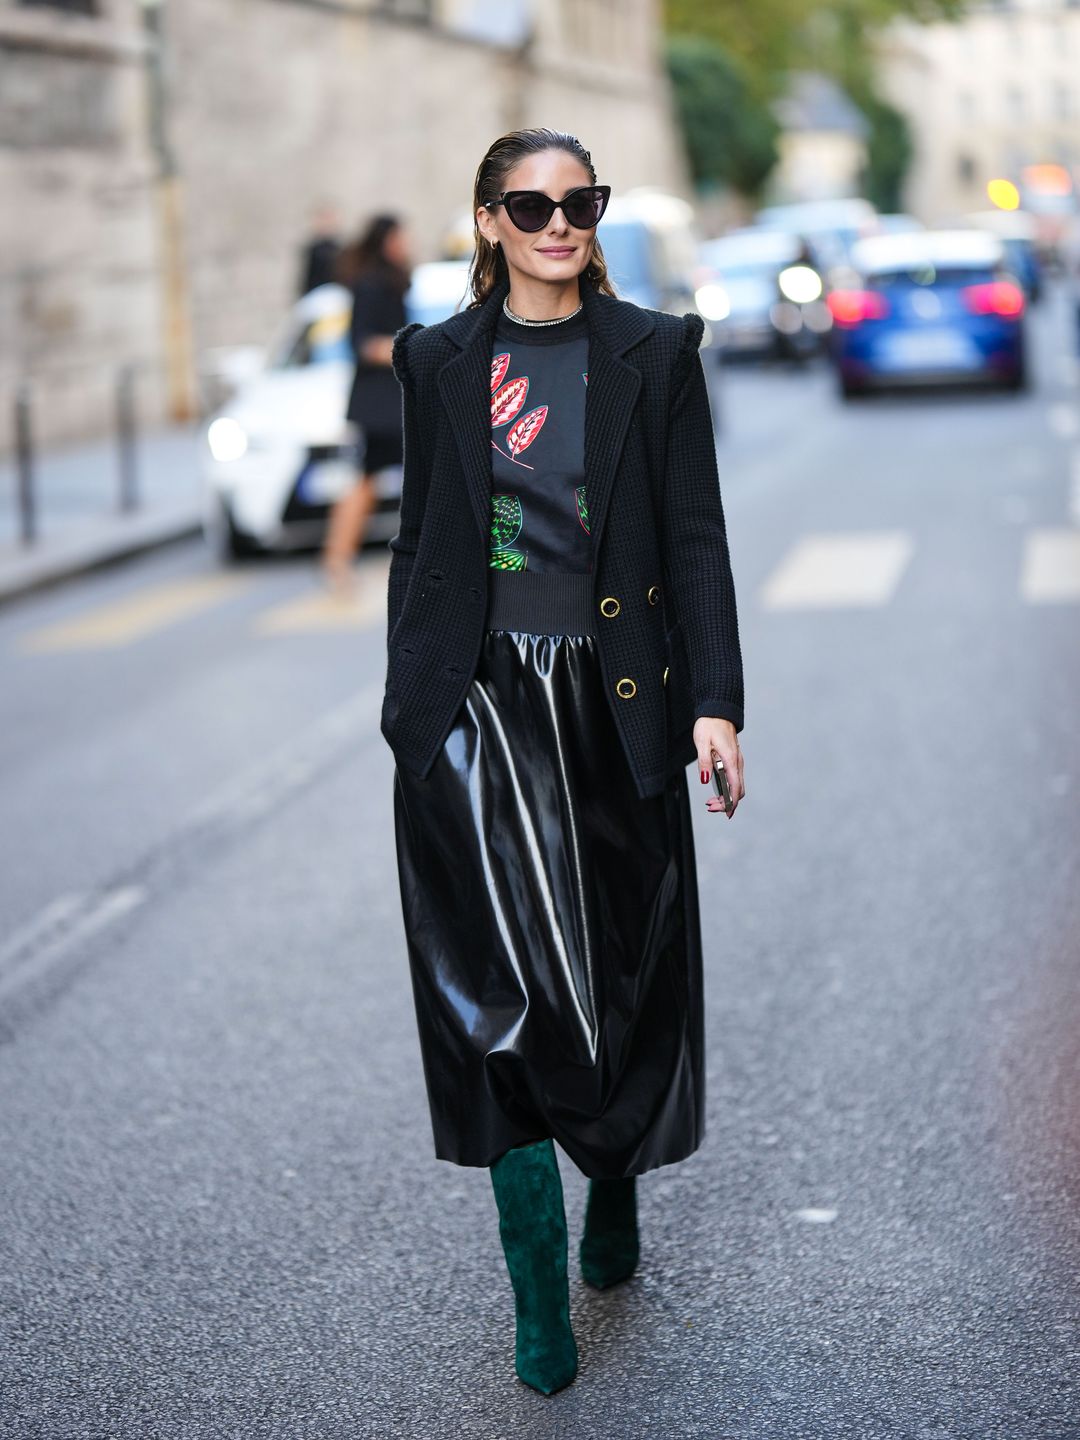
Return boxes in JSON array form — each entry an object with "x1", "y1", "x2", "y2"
[
  {"x1": 961, "y1": 281, "x2": 1025, "y2": 317},
  {"x1": 826, "y1": 289, "x2": 890, "y2": 326}
]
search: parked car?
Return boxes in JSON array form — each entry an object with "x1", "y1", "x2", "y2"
[
  {"x1": 830, "y1": 230, "x2": 1027, "y2": 398},
  {"x1": 696, "y1": 227, "x2": 831, "y2": 361},
  {"x1": 752, "y1": 198, "x2": 881, "y2": 287},
  {"x1": 200, "y1": 263, "x2": 471, "y2": 559}
]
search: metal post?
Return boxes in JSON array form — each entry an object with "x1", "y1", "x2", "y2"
[
  {"x1": 14, "y1": 381, "x2": 35, "y2": 546},
  {"x1": 117, "y1": 363, "x2": 138, "y2": 512}
]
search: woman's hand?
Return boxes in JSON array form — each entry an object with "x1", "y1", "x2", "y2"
[{"x1": 694, "y1": 717, "x2": 744, "y2": 817}]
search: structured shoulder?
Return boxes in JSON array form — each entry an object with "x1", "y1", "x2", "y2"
[
  {"x1": 669, "y1": 309, "x2": 706, "y2": 400},
  {"x1": 391, "y1": 317, "x2": 459, "y2": 390}
]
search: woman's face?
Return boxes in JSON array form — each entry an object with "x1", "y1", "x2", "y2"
[{"x1": 476, "y1": 150, "x2": 597, "y2": 286}]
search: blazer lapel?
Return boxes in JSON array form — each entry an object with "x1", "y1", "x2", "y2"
[{"x1": 436, "y1": 279, "x2": 506, "y2": 542}]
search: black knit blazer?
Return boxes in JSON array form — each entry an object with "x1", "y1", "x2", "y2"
[{"x1": 381, "y1": 271, "x2": 743, "y2": 800}]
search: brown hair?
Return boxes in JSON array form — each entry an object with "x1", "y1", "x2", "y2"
[{"x1": 466, "y1": 127, "x2": 619, "y2": 309}]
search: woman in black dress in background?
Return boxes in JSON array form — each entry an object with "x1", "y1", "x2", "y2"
[
  {"x1": 321, "y1": 214, "x2": 413, "y2": 595},
  {"x1": 385, "y1": 128, "x2": 746, "y2": 1396}
]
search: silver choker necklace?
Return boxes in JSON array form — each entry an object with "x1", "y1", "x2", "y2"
[{"x1": 502, "y1": 295, "x2": 583, "y2": 327}]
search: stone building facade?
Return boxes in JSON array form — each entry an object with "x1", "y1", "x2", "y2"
[
  {"x1": 0, "y1": 0, "x2": 689, "y2": 454},
  {"x1": 875, "y1": 0, "x2": 1080, "y2": 223}
]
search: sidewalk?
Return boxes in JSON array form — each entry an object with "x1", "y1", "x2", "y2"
[{"x1": 0, "y1": 425, "x2": 204, "y2": 605}]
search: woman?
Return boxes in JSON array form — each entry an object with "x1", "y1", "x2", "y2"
[
  {"x1": 321, "y1": 214, "x2": 412, "y2": 595},
  {"x1": 384, "y1": 128, "x2": 745, "y2": 1396}
]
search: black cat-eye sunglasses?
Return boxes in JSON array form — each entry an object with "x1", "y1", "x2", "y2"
[{"x1": 485, "y1": 184, "x2": 611, "y2": 234}]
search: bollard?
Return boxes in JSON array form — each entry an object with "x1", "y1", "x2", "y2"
[
  {"x1": 15, "y1": 381, "x2": 35, "y2": 546},
  {"x1": 116, "y1": 363, "x2": 138, "y2": 513}
]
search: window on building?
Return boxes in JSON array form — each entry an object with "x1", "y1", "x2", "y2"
[
  {"x1": 957, "y1": 154, "x2": 976, "y2": 187},
  {"x1": 17, "y1": 0, "x2": 99, "y2": 12}
]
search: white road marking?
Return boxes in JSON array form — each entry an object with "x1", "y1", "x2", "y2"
[
  {"x1": 1020, "y1": 529, "x2": 1080, "y2": 602},
  {"x1": 0, "y1": 886, "x2": 146, "y2": 1003},
  {"x1": 1069, "y1": 449, "x2": 1080, "y2": 526},
  {"x1": 1048, "y1": 402, "x2": 1080, "y2": 440},
  {"x1": 760, "y1": 533, "x2": 914, "y2": 610},
  {"x1": 0, "y1": 684, "x2": 384, "y2": 1010}
]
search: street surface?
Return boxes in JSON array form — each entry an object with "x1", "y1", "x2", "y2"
[{"x1": 1, "y1": 288, "x2": 1078, "y2": 1438}]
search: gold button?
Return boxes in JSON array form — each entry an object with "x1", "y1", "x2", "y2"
[
  {"x1": 662, "y1": 665, "x2": 669, "y2": 686},
  {"x1": 615, "y1": 677, "x2": 637, "y2": 699},
  {"x1": 600, "y1": 596, "x2": 621, "y2": 618},
  {"x1": 647, "y1": 584, "x2": 661, "y2": 605}
]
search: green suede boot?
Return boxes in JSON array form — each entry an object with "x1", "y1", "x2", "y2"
[
  {"x1": 489, "y1": 1138, "x2": 578, "y2": 1395},
  {"x1": 579, "y1": 1176, "x2": 640, "y2": 1289}
]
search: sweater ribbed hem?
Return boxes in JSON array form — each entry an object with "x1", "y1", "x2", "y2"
[{"x1": 485, "y1": 570, "x2": 595, "y2": 637}]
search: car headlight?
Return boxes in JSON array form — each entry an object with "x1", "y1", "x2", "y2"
[
  {"x1": 695, "y1": 283, "x2": 731, "y2": 322},
  {"x1": 778, "y1": 264, "x2": 823, "y2": 305},
  {"x1": 207, "y1": 416, "x2": 249, "y2": 463}
]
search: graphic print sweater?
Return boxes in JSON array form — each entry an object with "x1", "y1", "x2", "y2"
[{"x1": 489, "y1": 305, "x2": 591, "y2": 574}]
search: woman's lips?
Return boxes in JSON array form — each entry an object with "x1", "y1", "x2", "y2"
[{"x1": 538, "y1": 246, "x2": 575, "y2": 257}]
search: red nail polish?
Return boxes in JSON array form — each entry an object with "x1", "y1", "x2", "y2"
[{"x1": 700, "y1": 768, "x2": 708, "y2": 783}]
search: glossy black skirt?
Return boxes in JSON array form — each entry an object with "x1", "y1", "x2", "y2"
[{"x1": 391, "y1": 625, "x2": 705, "y2": 1180}]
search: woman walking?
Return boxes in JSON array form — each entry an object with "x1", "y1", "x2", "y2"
[
  {"x1": 383, "y1": 128, "x2": 745, "y2": 1395},
  {"x1": 321, "y1": 214, "x2": 413, "y2": 596}
]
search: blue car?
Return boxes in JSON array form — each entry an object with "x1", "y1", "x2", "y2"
[{"x1": 831, "y1": 230, "x2": 1027, "y2": 398}]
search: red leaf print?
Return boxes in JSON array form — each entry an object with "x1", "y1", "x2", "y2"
[
  {"x1": 507, "y1": 406, "x2": 547, "y2": 457},
  {"x1": 491, "y1": 352, "x2": 510, "y2": 393},
  {"x1": 491, "y1": 376, "x2": 529, "y2": 427}
]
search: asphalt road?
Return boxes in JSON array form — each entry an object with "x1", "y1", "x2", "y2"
[{"x1": 1, "y1": 288, "x2": 1078, "y2": 1439}]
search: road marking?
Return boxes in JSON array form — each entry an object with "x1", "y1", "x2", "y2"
[
  {"x1": 760, "y1": 532, "x2": 914, "y2": 610},
  {"x1": 0, "y1": 684, "x2": 383, "y2": 1012},
  {"x1": 0, "y1": 886, "x2": 146, "y2": 1004},
  {"x1": 1049, "y1": 402, "x2": 1080, "y2": 440},
  {"x1": 254, "y1": 555, "x2": 390, "y2": 634},
  {"x1": 1070, "y1": 449, "x2": 1080, "y2": 526},
  {"x1": 1020, "y1": 528, "x2": 1080, "y2": 602},
  {"x1": 18, "y1": 573, "x2": 252, "y2": 652}
]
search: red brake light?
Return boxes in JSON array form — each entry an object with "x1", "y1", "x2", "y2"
[
  {"x1": 961, "y1": 281, "x2": 1025, "y2": 317},
  {"x1": 827, "y1": 289, "x2": 890, "y2": 326}
]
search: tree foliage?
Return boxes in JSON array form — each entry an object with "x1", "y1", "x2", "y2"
[
  {"x1": 663, "y1": 0, "x2": 967, "y2": 203},
  {"x1": 666, "y1": 36, "x2": 779, "y2": 197}
]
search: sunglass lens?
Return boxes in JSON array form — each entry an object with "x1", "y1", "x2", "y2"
[
  {"x1": 506, "y1": 193, "x2": 553, "y2": 232},
  {"x1": 563, "y1": 189, "x2": 606, "y2": 227}
]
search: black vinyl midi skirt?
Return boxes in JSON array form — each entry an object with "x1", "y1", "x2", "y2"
[{"x1": 391, "y1": 576, "x2": 705, "y2": 1180}]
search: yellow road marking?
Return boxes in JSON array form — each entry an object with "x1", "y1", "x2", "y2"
[
  {"x1": 1020, "y1": 528, "x2": 1080, "y2": 603},
  {"x1": 760, "y1": 532, "x2": 913, "y2": 609},
  {"x1": 19, "y1": 573, "x2": 253, "y2": 652},
  {"x1": 255, "y1": 557, "x2": 389, "y2": 634}
]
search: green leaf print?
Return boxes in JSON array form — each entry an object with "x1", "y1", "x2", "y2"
[
  {"x1": 490, "y1": 493, "x2": 522, "y2": 548},
  {"x1": 490, "y1": 493, "x2": 527, "y2": 569},
  {"x1": 490, "y1": 548, "x2": 528, "y2": 571},
  {"x1": 575, "y1": 485, "x2": 590, "y2": 534}
]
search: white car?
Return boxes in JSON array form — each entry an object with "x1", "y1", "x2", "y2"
[
  {"x1": 201, "y1": 283, "x2": 374, "y2": 558},
  {"x1": 200, "y1": 264, "x2": 471, "y2": 560}
]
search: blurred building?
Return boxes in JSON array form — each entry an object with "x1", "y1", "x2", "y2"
[
  {"x1": 768, "y1": 71, "x2": 870, "y2": 204},
  {"x1": 877, "y1": 0, "x2": 1080, "y2": 223},
  {"x1": 0, "y1": 0, "x2": 688, "y2": 455}
]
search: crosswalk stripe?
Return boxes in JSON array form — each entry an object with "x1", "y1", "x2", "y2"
[
  {"x1": 1020, "y1": 528, "x2": 1080, "y2": 603},
  {"x1": 760, "y1": 532, "x2": 914, "y2": 610},
  {"x1": 254, "y1": 555, "x2": 389, "y2": 635},
  {"x1": 18, "y1": 573, "x2": 253, "y2": 652}
]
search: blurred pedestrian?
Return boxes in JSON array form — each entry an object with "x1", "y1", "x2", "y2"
[
  {"x1": 297, "y1": 202, "x2": 343, "y2": 297},
  {"x1": 383, "y1": 128, "x2": 746, "y2": 1395},
  {"x1": 320, "y1": 214, "x2": 413, "y2": 596}
]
